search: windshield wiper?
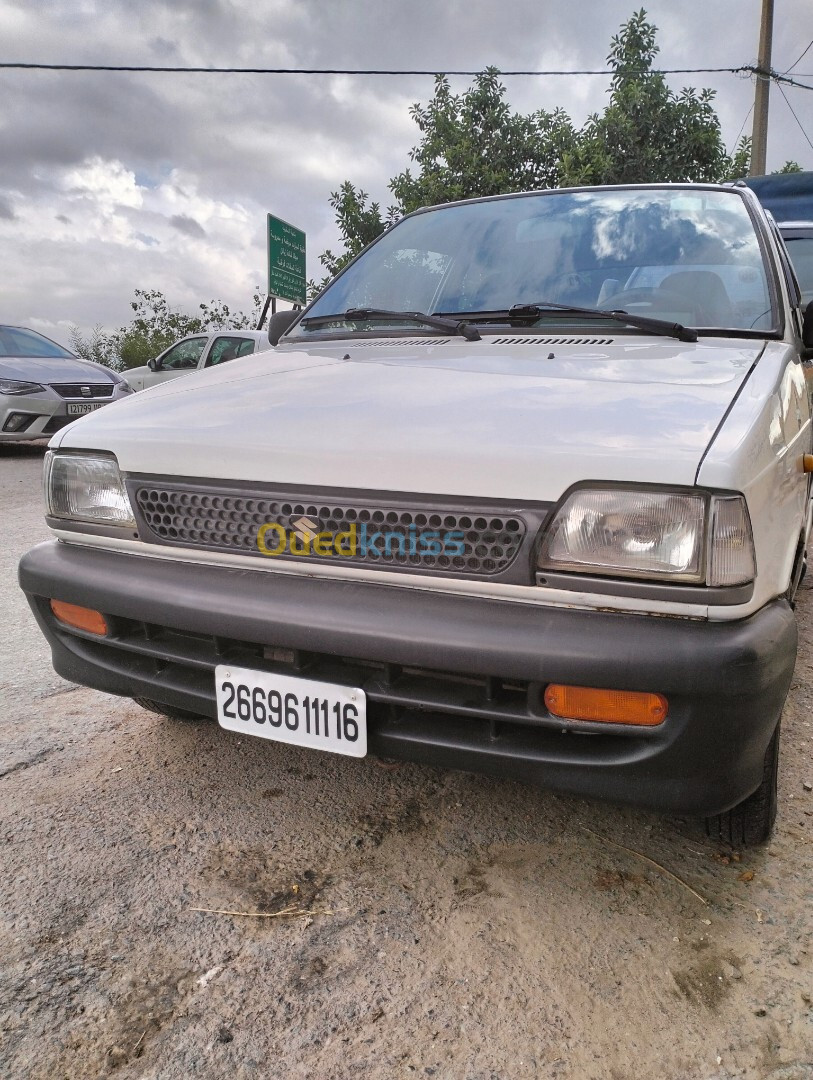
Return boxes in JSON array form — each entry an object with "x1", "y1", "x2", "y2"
[
  {"x1": 436, "y1": 301, "x2": 698, "y2": 342},
  {"x1": 506, "y1": 301, "x2": 698, "y2": 343},
  {"x1": 299, "y1": 307, "x2": 481, "y2": 342}
]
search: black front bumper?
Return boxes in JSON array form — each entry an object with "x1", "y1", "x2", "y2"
[{"x1": 19, "y1": 540, "x2": 798, "y2": 815}]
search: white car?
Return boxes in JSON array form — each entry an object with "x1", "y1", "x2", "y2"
[
  {"x1": 126, "y1": 329, "x2": 272, "y2": 392},
  {"x1": 19, "y1": 183, "x2": 813, "y2": 844}
]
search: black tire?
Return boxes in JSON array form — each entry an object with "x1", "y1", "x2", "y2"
[
  {"x1": 705, "y1": 722, "x2": 780, "y2": 847},
  {"x1": 132, "y1": 696, "x2": 209, "y2": 723}
]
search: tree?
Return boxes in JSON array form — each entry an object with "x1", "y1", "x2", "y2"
[
  {"x1": 69, "y1": 324, "x2": 119, "y2": 368},
  {"x1": 71, "y1": 288, "x2": 264, "y2": 370},
  {"x1": 560, "y1": 10, "x2": 741, "y2": 185},
  {"x1": 390, "y1": 69, "x2": 577, "y2": 212},
  {"x1": 775, "y1": 160, "x2": 803, "y2": 174},
  {"x1": 318, "y1": 183, "x2": 400, "y2": 280},
  {"x1": 315, "y1": 69, "x2": 576, "y2": 283},
  {"x1": 318, "y1": 10, "x2": 752, "y2": 279}
]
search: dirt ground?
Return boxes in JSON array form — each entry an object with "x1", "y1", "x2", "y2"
[{"x1": 1, "y1": 442, "x2": 812, "y2": 1080}]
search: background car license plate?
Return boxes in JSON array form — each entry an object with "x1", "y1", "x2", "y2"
[
  {"x1": 67, "y1": 402, "x2": 107, "y2": 415},
  {"x1": 215, "y1": 664, "x2": 367, "y2": 757}
]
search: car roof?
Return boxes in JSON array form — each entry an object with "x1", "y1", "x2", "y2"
[
  {"x1": 214, "y1": 329, "x2": 268, "y2": 338},
  {"x1": 176, "y1": 329, "x2": 268, "y2": 342}
]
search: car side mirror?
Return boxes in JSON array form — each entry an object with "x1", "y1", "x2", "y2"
[
  {"x1": 268, "y1": 309, "x2": 301, "y2": 346},
  {"x1": 147, "y1": 357, "x2": 159, "y2": 371},
  {"x1": 803, "y1": 300, "x2": 813, "y2": 358}
]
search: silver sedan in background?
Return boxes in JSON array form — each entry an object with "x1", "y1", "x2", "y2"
[{"x1": 0, "y1": 325, "x2": 131, "y2": 443}]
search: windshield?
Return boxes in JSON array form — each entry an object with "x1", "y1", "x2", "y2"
[
  {"x1": 0, "y1": 326, "x2": 74, "y2": 358},
  {"x1": 295, "y1": 188, "x2": 776, "y2": 337}
]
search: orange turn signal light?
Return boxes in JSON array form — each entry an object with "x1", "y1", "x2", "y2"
[
  {"x1": 50, "y1": 599, "x2": 108, "y2": 636},
  {"x1": 544, "y1": 684, "x2": 667, "y2": 727}
]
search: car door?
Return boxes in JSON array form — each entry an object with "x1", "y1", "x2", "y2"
[
  {"x1": 143, "y1": 336, "x2": 209, "y2": 389},
  {"x1": 203, "y1": 335, "x2": 258, "y2": 369}
]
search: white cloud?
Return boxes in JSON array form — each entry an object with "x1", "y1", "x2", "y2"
[{"x1": 0, "y1": 0, "x2": 809, "y2": 344}]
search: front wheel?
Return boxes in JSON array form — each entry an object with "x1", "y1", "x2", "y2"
[
  {"x1": 705, "y1": 722, "x2": 780, "y2": 846},
  {"x1": 132, "y1": 696, "x2": 210, "y2": 723}
]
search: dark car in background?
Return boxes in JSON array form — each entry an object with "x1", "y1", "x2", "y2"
[
  {"x1": 744, "y1": 172, "x2": 813, "y2": 304},
  {"x1": 0, "y1": 325, "x2": 131, "y2": 443},
  {"x1": 778, "y1": 223, "x2": 813, "y2": 305},
  {"x1": 744, "y1": 171, "x2": 813, "y2": 222}
]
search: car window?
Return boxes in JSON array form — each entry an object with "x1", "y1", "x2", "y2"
[
  {"x1": 0, "y1": 326, "x2": 74, "y2": 358},
  {"x1": 205, "y1": 336, "x2": 256, "y2": 367},
  {"x1": 783, "y1": 237, "x2": 813, "y2": 304},
  {"x1": 160, "y1": 337, "x2": 207, "y2": 370}
]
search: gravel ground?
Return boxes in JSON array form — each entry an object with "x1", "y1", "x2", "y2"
[{"x1": 1, "y1": 442, "x2": 812, "y2": 1080}]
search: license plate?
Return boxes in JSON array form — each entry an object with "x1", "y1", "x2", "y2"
[
  {"x1": 67, "y1": 402, "x2": 107, "y2": 415},
  {"x1": 215, "y1": 664, "x2": 367, "y2": 757}
]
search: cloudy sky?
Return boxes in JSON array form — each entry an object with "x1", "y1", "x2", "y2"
[{"x1": 1, "y1": 0, "x2": 810, "y2": 345}]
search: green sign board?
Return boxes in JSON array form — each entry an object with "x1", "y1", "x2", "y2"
[{"x1": 267, "y1": 214, "x2": 306, "y2": 305}]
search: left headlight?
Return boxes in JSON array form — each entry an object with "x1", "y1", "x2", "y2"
[
  {"x1": 0, "y1": 379, "x2": 45, "y2": 395},
  {"x1": 44, "y1": 451, "x2": 136, "y2": 528},
  {"x1": 537, "y1": 487, "x2": 755, "y2": 586}
]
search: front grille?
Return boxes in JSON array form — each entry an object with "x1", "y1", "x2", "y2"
[
  {"x1": 134, "y1": 484, "x2": 528, "y2": 577},
  {"x1": 50, "y1": 383, "x2": 114, "y2": 399}
]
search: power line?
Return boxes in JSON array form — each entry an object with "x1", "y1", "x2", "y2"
[
  {"x1": 776, "y1": 81, "x2": 813, "y2": 154},
  {"x1": 778, "y1": 73, "x2": 813, "y2": 91},
  {"x1": 0, "y1": 61, "x2": 760, "y2": 76},
  {"x1": 0, "y1": 59, "x2": 810, "y2": 92},
  {"x1": 733, "y1": 101, "x2": 755, "y2": 147},
  {"x1": 782, "y1": 38, "x2": 813, "y2": 75}
]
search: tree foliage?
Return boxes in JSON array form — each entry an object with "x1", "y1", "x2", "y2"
[
  {"x1": 559, "y1": 10, "x2": 742, "y2": 185},
  {"x1": 775, "y1": 160, "x2": 803, "y2": 174},
  {"x1": 70, "y1": 288, "x2": 263, "y2": 370},
  {"x1": 318, "y1": 184, "x2": 400, "y2": 280},
  {"x1": 390, "y1": 69, "x2": 576, "y2": 211},
  {"x1": 69, "y1": 324, "x2": 116, "y2": 367},
  {"x1": 317, "y1": 9, "x2": 765, "y2": 283}
]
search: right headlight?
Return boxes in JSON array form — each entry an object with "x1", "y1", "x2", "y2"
[
  {"x1": 537, "y1": 487, "x2": 755, "y2": 587},
  {"x1": 44, "y1": 451, "x2": 136, "y2": 528}
]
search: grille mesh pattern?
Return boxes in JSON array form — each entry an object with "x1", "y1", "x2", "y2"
[
  {"x1": 135, "y1": 486, "x2": 526, "y2": 576},
  {"x1": 50, "y1": 383, "x2": 114, "y2": 398}
]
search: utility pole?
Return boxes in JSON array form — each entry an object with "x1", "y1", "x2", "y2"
[{"x1": 749, "y1": 0, "x2": 774, "y2": 176}]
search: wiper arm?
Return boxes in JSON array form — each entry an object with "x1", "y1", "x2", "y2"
[
  {"x1": 507, "y1": 301, "x2": 698, "y2": 343},
  {"x1": 299, "y1": 307, "x2": 481, "y2": 342}
]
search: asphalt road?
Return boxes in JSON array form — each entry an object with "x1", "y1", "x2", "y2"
[{"x1": 1, "y1": 443, "x2": 812, "y2": 1080}]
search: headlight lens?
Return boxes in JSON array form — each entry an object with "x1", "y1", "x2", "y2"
[
  {"x1": 538, "y1": 488, "x2": 755, "y2": 586},
  {"x1": 44, "y1": 451, "x2": 136, "y2": 527},
  {"x1": 0, "y1": 379, "x2": 45, "y2": 395}
]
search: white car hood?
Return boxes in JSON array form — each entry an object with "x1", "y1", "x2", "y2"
[{"x1": 53, "y1": 337, "x2": 763, "y2": 501}]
